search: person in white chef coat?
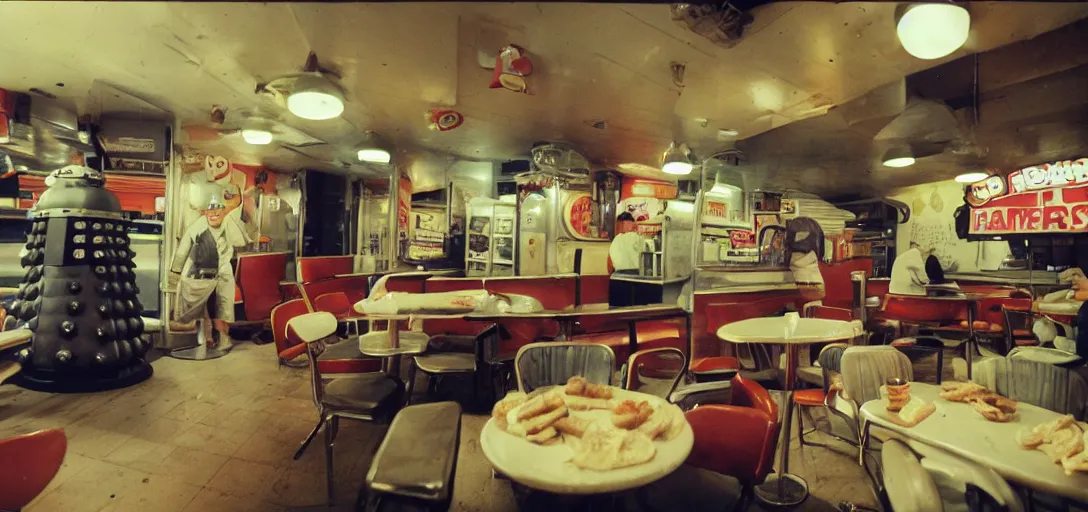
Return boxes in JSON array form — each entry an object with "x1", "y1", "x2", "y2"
[{"x1": 890, "y1": 242, "x2": 930, "y2": 295}]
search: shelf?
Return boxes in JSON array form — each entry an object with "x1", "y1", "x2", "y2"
[
  {"x1": 493, "y1": 234, "x2": 514, "y2": 238},
  {"x1": 494, "y1": 259, "x2": 514, "y2": 265},
  {"x1": 466, "y1": 257, "x2": 489, "y2": 263},
  {"x1": 412, "y1": 202, "x2": 448, "y2": 209}
]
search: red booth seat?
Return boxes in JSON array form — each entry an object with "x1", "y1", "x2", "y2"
[
  {"x1": 298, "y1": 255, "x2": 354, "y2": 283},
  {"x1": 300, "y1": 275, "x2": 373, "y2": 309},
  {"x1": 236, "y1": 252, "x2": 289, "y2": 322}
]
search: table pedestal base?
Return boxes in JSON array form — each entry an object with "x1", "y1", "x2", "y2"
[{"x1": 755, "y1": 473, "x2": 809, "y2": 507}]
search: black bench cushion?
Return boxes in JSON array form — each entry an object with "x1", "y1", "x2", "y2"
[
  {"x1": 323, "y1": 373, "x2": 403, "y2": 413},
  {"x1": 366, "y1": 401, "x2": 462, "y2": 502}
]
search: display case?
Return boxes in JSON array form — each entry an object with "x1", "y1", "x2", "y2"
[
  {"x1": 695, "y1": 182, "x2": 757, "y2": 266},
  {"x1": 466, "y1": 197, "x2": 516, "y2": 277},
  {"x1": 358, "y1": 179, "x2": 395, "y2": 273}
]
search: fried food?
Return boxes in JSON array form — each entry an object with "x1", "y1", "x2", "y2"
[
  {"x1": 637, "y1": 404, "x2": 683, "y2": 440},
  {"x1": 554, "y1": 416, "x2": 592, "y2": 438},
  {"x1": 491, "y1": 394, "x2": 526, "y2": 432},
  {"x1": 527, "y1": 426, "x2": 560, "y2": 444},
  {"x1": 886, "y1": 401, "x2": 936, "y2": 428},
  {"x1": 970, "y1": 398, "x2": 1017, "y2": 423},
  {"x1": 612, "y1": 400, "x2": 654, "y2": 430},
  {"x1": 570, "y1": 423, "x2": 656, "y2": 471},
  {"x1": 938, "y1": 382, "x2": 990, "y2": 402},
  {"x1": 1018, "y1": 415, "x2": 1076, "y2": 449},
  {"x1": 565, "y1": 376, "x2": 614, "y2": 399},
  {"x1": 522, "y1": 405, "x2": 569, "y2": 435},
  {"x1": 1038, "y1": 426, "x2": 1084, "y2": 463},
  {"x1": 562, "y1": 394, "x2": 614, "y2": 411},
  {"x1": 517, "y1": 393, "x2": 564, "y2": 421},
  {"x1": 975, "y1": 394, "x2": 1018, "y2": 414}
]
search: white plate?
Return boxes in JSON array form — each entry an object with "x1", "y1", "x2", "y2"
[{"x1": 480, "y1": 388, "x2": 694, "y2": 494}]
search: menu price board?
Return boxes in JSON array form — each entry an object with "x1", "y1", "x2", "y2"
[{"x1": 968, "y1": 157, "x2": 1088, "y2": 235}]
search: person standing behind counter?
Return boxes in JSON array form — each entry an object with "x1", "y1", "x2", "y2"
[{"x1": 890, "y1": 242, "x2": 930, "y2": 295}]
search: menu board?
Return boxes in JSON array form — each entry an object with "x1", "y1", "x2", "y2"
[{"x1": 967, "y1": 158, "x2": 1088, "y2": 235}]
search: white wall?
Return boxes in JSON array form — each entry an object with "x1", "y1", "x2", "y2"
[{"x1": 887, "y1": 179, "x2": 1009, "y2": 273}]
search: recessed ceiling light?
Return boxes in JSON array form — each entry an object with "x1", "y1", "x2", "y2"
[
  {"x1": 955, "y1": 172, "x2": 989, "y2": 184},
  {"x1": 896, "y1": 4, "x2": 971, "y2": 60},
  {"x1": 241, "y1": 129, "x2": 273, "y2": 145},
  {"x1": 718, "y1": 128, "x2": 739, "y2": 138},
  {"x1": 287, "y1": 74, "x2": 345, "y2": 120},
  {"x1": 358, "y1": 148, "x2": 391, "y2": 164},
  {"x1": 882, "y1": 147, "x2": 915, "y2": 168}
]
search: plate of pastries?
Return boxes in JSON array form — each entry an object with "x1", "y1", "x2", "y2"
[
  {"x1": 939, "y1": 381, "x2": 1019, "y2": 423},
  {"x1": 482, "y1": 376, "x2": 694, "y2": 493},
  {"x1": 1017, "y1": 415, "x2": 1088, "y2": 476}
]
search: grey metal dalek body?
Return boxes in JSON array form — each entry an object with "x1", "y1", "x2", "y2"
[{"x1": 4, "y1": 165, "x2": 152, "y2": 392}]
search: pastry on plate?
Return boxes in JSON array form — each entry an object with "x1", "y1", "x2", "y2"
[
  {"x1": 491, "y1": 394, "x2": 527, "y2": 432},
  {"x1": 637, "y1": 403, "x2": 685, "y2": 440},
  {"x1": 938, "y1": 382, "x2": 990, "y2": 402},
  {"x1": 527, "y1": 426, "x2": 561, "y2": 445},
  {"x1": 563, "y1": 394, "x2": 615, "y2": 411},
  {"x1": 570, "y1": 423, "x2": 656, "y2": 471},
  {"x1": 565, "y1": 376, "x2": 614, "y2": 399},
  {"x1": 1017, "y1": 415, "x2": 1076, "y2": 449},
  {"x1": 612, "y1": 400, "x2": 654, "y2": 430},
  {"x1": 517, "y1": 393, "x2": 564, "y2": 421},
  {"x1": 970, "y1": 397, "x2": 1017, "y2": 423},
  {"x1": 554, "y1": 416, "x2": 592, "y2": 438}
]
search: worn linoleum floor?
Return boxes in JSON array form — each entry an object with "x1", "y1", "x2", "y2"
[{"x1": 0, "y1": 341, "x2": 877, "y2": 512}]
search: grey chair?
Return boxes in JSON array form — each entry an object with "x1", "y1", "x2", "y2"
[
  {"x1": 973, "y1": 357, "x2": 1088, "y2": 420},
  {"x1": 622, "y1": 347, "x2": 687, "y2": 399},
  {"x1": 288, "y1": 312, "x2": 405, "y2": 505},
  {"x1": 840, "y1": 346, "x2": 912, "y2": 467},
  {"x1": 881, "y1": 439, "x2": 944, "y2": 512},
  {"x1": 405, "y1": 324, "x2": 505, "y2": 408},
  {"x1": 514, "y1": 342, "x2": 615, "y2": 392}
]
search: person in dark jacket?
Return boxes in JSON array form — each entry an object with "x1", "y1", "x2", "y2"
[{"x1": 925, "y1": 253, "x2": 946, "y2": 285}]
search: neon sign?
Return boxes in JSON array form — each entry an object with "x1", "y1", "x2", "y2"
[{"x1": 968, "y1": 158, "x2": 1088, "y2": 207}]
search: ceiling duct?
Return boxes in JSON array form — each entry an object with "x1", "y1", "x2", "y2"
[
  {"x1": 530, "y1": 142, "x2": 590, "y2": 178},
  {"x1": 670, "y1": 3, "x2": 755, "y2": 49},
  {"x1": 2, "y1": 96, "x2": 89, "y2": 169}
]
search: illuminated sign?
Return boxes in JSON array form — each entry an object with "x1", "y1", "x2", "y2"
[
  {"x1": 968, "y1": 158, "x2": 1088, "y2": 207},
  {"x1": 705, "y1": 201, "x2": 728, "y2": 219},
  {"x1": 970, "y1": 183, "x2": 1088, "y2": 235}
]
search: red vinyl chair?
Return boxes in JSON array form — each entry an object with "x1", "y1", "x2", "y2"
[
  {"x1": 313, "y1": 292, "x2": 353, "y2": 319},
  {"x1": 685, "y1": 375, "x2": 780, "y2": 511},
  {"x1": 0, "y1": 428, "x2": 67, "y2": 511},
  {"x1": 272, "y1": 298, "x2": 312, "y2": 367}
]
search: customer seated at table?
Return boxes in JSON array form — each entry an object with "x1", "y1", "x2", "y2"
[{"x1": 890, "y1": 242, "x2": 929, "y2": 295}]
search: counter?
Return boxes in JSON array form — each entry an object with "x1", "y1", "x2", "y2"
[
  {"x1": 947, "y1": 271, "x2": 1060, "y2": 286},
  {"x1": 609, "y1": 273, "x2": 688, "y2": 307}
]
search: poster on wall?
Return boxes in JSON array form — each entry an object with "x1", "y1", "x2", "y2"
[{"x1": 967, "y1": 158, "x2": 1088, "y2": 236}]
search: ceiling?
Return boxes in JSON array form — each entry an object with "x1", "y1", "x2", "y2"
[{"x1": 1, "y1": 2, "x2": 1087, "y2": 194}]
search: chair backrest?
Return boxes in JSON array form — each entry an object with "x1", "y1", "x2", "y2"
[
  {"x1": 1002, "y1": 306, "x2": 1038, "y2": 355},
  {"x1": 882, "y1": 294, "x2": 966, "y2": 324},
  {"x1": 881, "y1": 439, "x2": 944, "y2": 512},
  {"x1": 890, "y1": 339, "x2": 945, "y2": 385},
  {"x1": 729, "y1": 373, "x2": 778, "y2": 420},
  {"x1": 685, "y1": 405, "x2": 779, "y2": 485},
  {"x1": 271, "y1": 298, "x2": 312, "y2": 358},
  {"x1": 0, "y1": 428, "x2": 67, "y2": 511},
  {"x1": 287, "y1": 312, "x2": 339, "y2": 408},
  {"x1": 973, "y1": 357, "x2": 1088, "y2": 420},
  {"x1": 514, "y1": 342, "x2": 615, "y2": 393},
  {"x1": 236, "y1": 252, "x2": 289, "y2": 322},
  {"x1": 624, "y1": 347, "x2": 687, "y2": 399},
  {"x1": 840, "y1": 346, "x2": 913, "y2": 406},
  {"x1": 298, "y1": 255, "x2": 354, "y2": 283},
  {"x1": 313, "y1": 292, "x2": 352, "y2": 317},
  {"x1": 802, "y1": 300, "x2": 853, "y2": 321}
]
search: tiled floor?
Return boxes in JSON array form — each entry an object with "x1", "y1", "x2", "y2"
[{"x1": 0, "y1": 342, "x2": 877, "y2": 511}]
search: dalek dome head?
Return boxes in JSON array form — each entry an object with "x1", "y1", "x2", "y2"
[{"x1": 34, "y1": 165, "x2": 122, "y2": 214}]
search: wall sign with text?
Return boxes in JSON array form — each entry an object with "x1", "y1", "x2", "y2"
[
  {"x1": 969, "y1": 176, "x2": 1088, "y2": 235},
  {"x1": 968, "y1": 158, "x2": 1088, "y2": 207}
]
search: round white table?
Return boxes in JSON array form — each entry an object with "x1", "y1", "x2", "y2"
[
  {"x1": 716, "y1": 316, "x2": 857, "y2": 507},
  {"x1": 480, "y1": 388, "x2": 694, "y2": 495}
]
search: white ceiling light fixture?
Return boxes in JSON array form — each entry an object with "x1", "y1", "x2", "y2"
[
  {"x1": 896, "y1": 3, "x2": 971, "y2": 60},
  {"x1": 357, "y1": 132, "x2": 392, "y2": 164},
  {"x1": 662, "y1": 142, "x2": 693, "y2": 175},
  {"x1": 241, "y1": 129, "x2": 273, "y2": 145},
  {"x1": 882, "y1": 146, "x2": 915, "y2": 168},
  {"x1": 287, "y1": 73, "x2": 345, "y2": 121},
  {"x1": 955, "y1": 171, "x2": 989, "y2": 184}
]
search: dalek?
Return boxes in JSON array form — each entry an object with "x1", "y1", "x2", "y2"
[{"x1": 4, "y1": 165, "x2": 152, "y2": 392}]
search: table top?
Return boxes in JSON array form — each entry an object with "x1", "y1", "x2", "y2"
[
  {"x1": 466, "y1": 303, "x2": 686, "y2": 322},
  {"x1": 357, "y1": 330, "x2": 429, "y2": 357},
  {"x1": 716, "y1": 317, "x2": 855, "y2": 345},
  {"x1": 480, "y1": 387, "x2": 694, "y2": 494},
  {"x1": 859, "y1": 382, "x2": 1088, "y2": 502}
]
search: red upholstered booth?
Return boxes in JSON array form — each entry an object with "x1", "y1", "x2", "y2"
[
  {"x1": 298, "y1": 255, "x2": 354, "y2": 283},
  {"x1": 0, "y1": 428, "x2": 67, "y2": 511},
  {"x1": 300, "y1": 275, "x2": 373, "y2": 309},
  {"x1": 818, "y1": 258, "x2": 873, "y2": 310}
]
